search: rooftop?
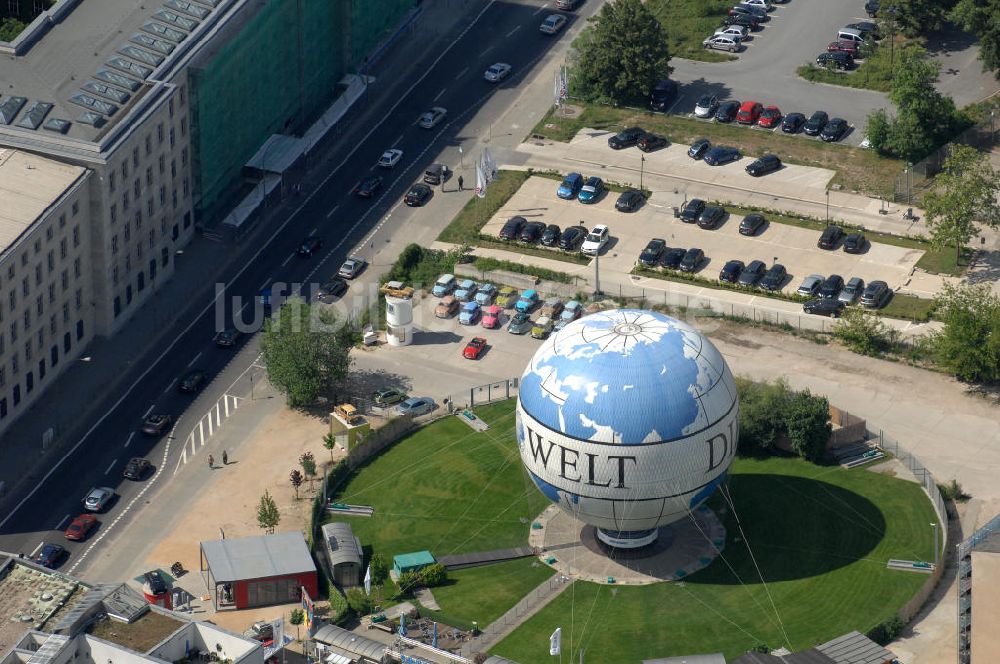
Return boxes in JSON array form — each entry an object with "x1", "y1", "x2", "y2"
[
  {"x1": 88, "y1": 611, "x2": 184, "y2": 653},
  {"x1": 0, "y1": 149, "x2": 87, "y2": 254},
  {"x1": 971, "y1": 551, "x2": 1000, "y2": 664},
  {"x1": 0, "y1": 556, "x2": 88, "y2": 660},
  {"x1": 320, "y1": 523, "x2": 362, "y2": 568},
  {"x1": 200, "y1": 532, "x2": 316, "y2": 583}
]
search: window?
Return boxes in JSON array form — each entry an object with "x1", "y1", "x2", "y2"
[
  {"x1": 74, "y1": 257, "x2": 81, "y2": 278},
  {"x1": 63, "y1": 332, "x2": 71, "y2": 353},
  {"x1": 145, "y1": 135, "x2": 152, "y2": 155},
  {"x1": 147, "y1": 198, "x2": 154, "y2": 217},
  {"x1": 0, "y1": 367, "x2": 4, "y2": 388},
  {"x1": 161, "y1": 247, "x2": 169, "y2": 266},
  {"x1": 157, "y1": 123, "x2": 164, "y2": 144},
  {"x1": 135, "y1": 210, "x2": 142, "y2": 229},
  {"x1": 13, "y1": 385, "x2": 20, "y2": 406},
  {"x1": 125, "y1": 285, "x2": 132, "y2": 304},
  {"x1": 36, "y1": 328, "x2": 42, "y2": 346},
  {"x1": 170, "y1": 159, "x2": 176, "y2": 178},
  {"x1": 73, "y1": 226, "x2": 80, "y2": 248},
  {"x1": 110, "y1": 203, "x2": 117, "y2": 224},
  {"x1": 23, "y1": 309, "x2": 29, "y2": 330},
  {"x1": 34, "y1": 264, "x2": 41, "y2": 286},
  {"x1": 149, "y1": 229, "x2": 155, "y2": 248},
  {"x1": 34, "y1": 239, "x2": 40, "y2": 254},
  {"x1": 21, "y1": 278, "x2": 28, "y2": 297},
  {"x1": 35, "y1": 295, "x2": 42, "y2": 316},
  {"x1": 179, "y1": 85, "x2": 185, "y2": 104},
  {"x1": 11, "y1": 351, "x2": 18, "y2": 374},
  {"x1": 0, "y1": 332, "x2": 3, "y2": 354},
  {"x1": 48, "y1": 284, "x2": 55, "y2": 304},
  {"x1": 109, "y1": 171, "x2": 116, "y2": 192},
  {"x1": 38, "y1": 359, "x2": 45, "y2": 380},
  {"x1": 183, "y1": 210, "x2": 191, "y2": 227},
  {"x1": 123, "y1": 190, "x2": 130, "y2": 211},
  {"x1": 169, "y1": 97, "x2": 174, "y2": 118},
  {"x1": 61, "y1": 270, "x2": 68, "y2": 291},
  {"x1": 47, "y1": 250, "x2": 54, "y2": 272},
  {"x1": 159, "y1": 155, "x2": 165, "y2": 175},
  {"x1": 45, "y1": 227, "x2": 53, "y2": 242},
  {"x1": 71, "y1": 201, "x2": 79, "y2": 216},
  {"x1": 74, "y1": 289, "x2": 82, "y2": 311},
  {"x1": 122, "y1": 160, "x2": 128, "y2": 179},
  {"x1": 6, "y1": 265, "x2": 13, "y2": 279},
  {"x1": 124, "y1": 222, "x2": 131, "y2": 242},
  {"x1": 25, "y1": 339, "x2": 32, "y2": 360},
  {"x1": 134, "y1": 178, "x2": 141, "y2": 199},
  {"x1": 146, "y1": 166, "x2": 153, "y2": 186},
  {"x1": 137, "y1": 271, "x2": 145, "y2": 291},
  {"x1": 136, "y1": 242, "x2": 143, "y2": 259},
  {"x1": 114, "y1": 296, "x2": 121, "y2": 317},
  {"x1": 180, "y1": 116, "x2": 187, "y2": 137},
  {"x1": 8, "y1": 291, "x2": 15, "y2": 311},
  {"x1": 20, "y1": 253, "x2": 26, "y2": 267},
  {"x1": 159, "y1": 185, "x2": 166, "y2": 205},
  {"x1": 76, "y1": 320, "x2": 84, "y2": 340},
  {"x1": 58, "y1": 214, "x2": 65, "y2": 229},
  {"x1": 49, "y1": 315, "x2": 55, "y2": 335},
  {"x1": 112, "y1": 265, "x2": 118, "y2": 285},
  {"x1": 125, "y1": 255, "x2": 131, "y2": 273},
  {"x1": 10, "y1": 321, "x2": 16, "y2": 342},
  {"x1": 169, "y1": 127, "x2": 175, "y2": 148},
  {"x1": 60, "y1": 238, "x2": 67, "y2": 259},
  {"x1": 172, "y1": 188, "x2": 178, "y2": 209},
  {"x1": 149, "y1": 258, "x2": 156, "y2": 280},
  {"x1": 132, "y1": 147, "x2": 139, "y2": 168},
  {"x1": 171, "y1": 224, "x2": 179, "y2": 240},
  {"x1": 25, "y1": 371, "x2": 33, "y2": 393},
  {"x1": 51, "y1": 345, "x2": 58, "y2": 367},
  {"x1": 62, "y1": 303, "x2": 68, "y2": 323},
  {"x1": 183, "y1": 178, "x2": 189, "y2": 198},
  {"x1": 181, "y1": 147, "x2": 188, "y2": 166}
]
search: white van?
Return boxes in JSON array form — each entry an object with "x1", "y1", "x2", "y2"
[
  {"x1": 838, "y1": 28, "x2": 866, "y2": 44},
  {"x1": 741, "y1": 0, "x2": 772, "y2": 11}
]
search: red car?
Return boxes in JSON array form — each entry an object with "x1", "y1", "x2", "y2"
[
  {"x1": 64, "y1": 514, "x2": 98, "y2": 541},
  {"x1": 757, "y1": 106, "x2": 782, "y2": 128},
  {"x1": 463, "y1": 337, "x2": 488, "y2": 360},
  {"x1": 828, "y1": 40, "x2": 860, "y2": 58},
  {"x1": 736, "y1": 101, "x2": 763, "y2": 125}
]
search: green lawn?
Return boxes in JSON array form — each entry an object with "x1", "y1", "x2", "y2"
[
  {"x1": 882, "y1": 293, "x2": 936, "y2": 322},
  {"x1": 429, "y1": 558, "x2": 555, "y2": 627},
  {"x1": 796, "y1": 39, "x2": 911, "y2": 93},
  {"x1": 492, "y1": 456, "x2": 937, "y2": 663},
  {"x1": 439, "y1": 170, "x2": 530, "y2": 244},
  {"x1": 647, "y1": 0, "x2": 737, "y2": 63}
]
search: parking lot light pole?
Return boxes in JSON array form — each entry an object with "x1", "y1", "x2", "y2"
[
  {"x1": 640, "y1": 154, "x2": 646, "y2": 192},
  {"x1": 826, "y1": 189, "x2": 830, "y2": 223},
  {"x1": 932, "y1": 522, "x2": 939, "y2": 566}
]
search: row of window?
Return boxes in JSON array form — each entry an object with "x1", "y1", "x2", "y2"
[
  {"x1": 112, "y1": 250, "x2": 170, "y2": 318},
  {"x1": 0, "y1": 320, "x2": 86, "y2": 421},
  {"x1": 1, "y1": 218, "x2": 80, "y2": 289}
]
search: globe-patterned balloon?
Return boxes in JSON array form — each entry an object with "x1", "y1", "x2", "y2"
[{"x1": 517, "y1": 309, "x2": 738, "y2": 547}]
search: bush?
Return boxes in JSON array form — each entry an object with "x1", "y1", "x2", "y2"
[
  {"x1": 328, "y1": 588, "x2": 349, "y2": 623},
  {"x1": 937, "y1": 479, "x2": 971, "y2": 503},
  {"x1": 867, "y1": 615, "x2": 905, "y2": 646},
  {"x1": 420, "y1": 563, "x2": 448, "y2": 587},
  {"x1": 784, "y1": 390, "x2": 831, "y2": 462},
  {"x1": 735, "y1": 378, "x2": 831, "y2": 462},
  {"x1": 346, "y1": 587, "x2": 374, "y2": 615},
  {"x1": 833, "y1": 308, "x2": 901, "y2": 356}
]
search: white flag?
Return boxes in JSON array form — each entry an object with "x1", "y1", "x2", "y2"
[
  {"x1": 554, "y1": 69, "x2": 562, "y2": 107},
  {"x1": 559, "y1": 66, "x2": 568, "y2": 104},
  {"x1": 364, "y1": 564, "x2": 372, "y2": 596},
  {"x1": 475, "y1": 160, "x2": 487, "y2": 199},
  {"x1": 480, "y1": 148, "x2": 497, "y2": 187},
  {"x1": 550, "y1": 627, "x2": 561, "y2": 656}
]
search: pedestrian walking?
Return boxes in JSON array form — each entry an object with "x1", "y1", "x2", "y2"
[
  {"x1": 208, "y1": 454, "x2": 214, "y2": 469},
  {"x1": 222, "y1": 450, "x2": 228, "y2": 465},
  {"x1": 457, "y1": 175, "x2": 464, "y2": 192}
]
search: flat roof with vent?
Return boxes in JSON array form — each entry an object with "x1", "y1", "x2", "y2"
[{"x1": 200, "y1": 532, "x2": 316, "y2": 583}]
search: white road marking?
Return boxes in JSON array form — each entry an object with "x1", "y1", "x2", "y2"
[
  {"x1": 482, "y1": 45, "x2": 494, "y2": 56},
  {"x1": 55, "y1": 514, "x2": 71, "y2": 531},
  {"x1": 326, "y1": 204, "x2": 340, "y2": 219},
  {"x1": 392, "y1": 134, "x2": 404, "y2": 146},
  {"x1": 281, "y1": 254, "x2": 293, "y2": 267},
  {"x1": 455, "y1": 67, "x2": 469, "y2": 80},
  {"x1": 163, "y1": 377, "x2": 177, "y2": 394},
  {"x1": 30, "y1": 542, "x2": 44, "y2": 557},
  {"x1": 433, "y1": 87, "x2": 447, "y2": 102},
  {"x1": 533, "y1": 2, "x2": 549, "y2": 14},
  {"x1": 505, "y1": 26, "x2": 520, "y2": 38},
  {"x1": 142, "y1": 404, "x2": 154, "y2": 418},
  {"x1": 258, "y1": 279, "x2": 269, "y2": 291},
  {"x1": 309, "y1": 227, "x2": 318, "y2": 235},
  {"x1": 104, "y1": 459, "x2": 117, "y2": 475},
  {"x1": 187, "y1": 352, "x2": 202, "y2": 368},
  {"x1": 124, "y1": 432, "x2": 135, "y2": 448}
]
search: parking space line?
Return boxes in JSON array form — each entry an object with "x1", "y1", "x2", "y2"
[
  {"x1": 505, "y1": 26, "x2": 520, "y2": 38},
  {"x1": 433, "y1": 87, "x2": 447, "y2": 102},
  {"x1": 142, "y1": 404, "x2": 154, "y2": 418},
  {"x1": 163, "y1": 377, "x2": 177, "y2": 394},
  {"x1": 104, "y1": 459, "x2": 117, "y2": 475},
  {"x1": 454, "y1": 67, "x2": 468, "y2": 80},
  {"x1": 187, "y1": 352, "x2": 202, "y2": 368},
  {"x1": 124, "y1": 432, "x2": 135, "y2": 448},
  {"x1": 326, "y1": 204, "x2": 340, "y2": 219},
  {"x1": 55, "y1": 514, "x2": 71, "y2": 531}
]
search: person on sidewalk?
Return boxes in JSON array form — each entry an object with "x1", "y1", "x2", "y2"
[
  {"x1": 458, "y1": 175, "x2": 464, "y2": 192},
  {"x1": 208, "y1": 454, "x2": 214, "y2": 469},
  {"x1": 222, "y1": 450, "x2": 228, "y2": 465}
]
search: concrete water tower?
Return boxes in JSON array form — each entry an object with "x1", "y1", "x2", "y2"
[{"x1": 380, "y1": 281, "x2": 415, "y2": 346}]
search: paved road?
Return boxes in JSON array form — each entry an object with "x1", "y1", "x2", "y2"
[{"x1": 0, "y1": 0, "x2": 589, "y2": 572}]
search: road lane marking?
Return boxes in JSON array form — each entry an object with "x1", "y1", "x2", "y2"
[
  {"x1": 55, "y1": 514, "x2": 71, "y2": 531},
  {"x1": 392, "y1": 133, "x2": 404, "y2": 146},
  {"x1": 533, "y1": 2, "x2": 548, "y2": 14},
  {"x1": 505, "y1": 26, "x2": 520, "y2": 38},
  {"x1": 163, "y1": 377, "x2": 177, "y2": 394},
  {"x1": 187, "y1": 352, "x2": 202, "y2": 368},
  {"x1": 326, "y1": 204, "x2": 340, "y2": 219},
  {"x1": 124, "y1": 432, "x2": 135, "y2": 448},
  {"x1": 104, "y1": 459, "x2": 117, "y2": 475},
  {"x1": 433, "y1": 87, "x2": 447, "y2": 102},
  {"x1": 142, "y1": 405, "x2": 154, "y2": 418},
  {"x1": 281, "y1": 254, "x2": 293, "y2": 267},
  {"x1": 455, "y1": 67, "x2": 468, "y2": 80},
  {"x1": 30, "y1": 542, "x2": 44, "y2": 557},
  {"x1": 309, "y1": 227, "x2": 318, "y2": 235}
]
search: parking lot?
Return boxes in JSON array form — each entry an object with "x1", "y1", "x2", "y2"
[{"x1": 482, "y1": 176, "x2": 924, "y2": 296}]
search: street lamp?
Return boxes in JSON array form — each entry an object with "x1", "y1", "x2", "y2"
[
  {"x1": 825, "y1": 189, "x2": 830, "y2": 223},
  {"x1": 931, "y1": 522, "x2": 939, "y2": 566},
  {"x1": 640, "y1": 154, "x2": 646, "y2": 192}
]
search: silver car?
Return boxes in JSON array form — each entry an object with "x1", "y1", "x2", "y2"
[
  {"x1": 838, "y1": 277, "x2": 865, "y2": 304},
  {"x1": 703, "y1": 35, "x2": 741, "y2": 52},
  {"x1": 337, "y1": 257, "x2": 367, "y2": 279},
  {"x1": 84, "y1": 486, "x2": 116, "y2": 512},
  {"x1": 418, "y1": 107, "x2": 447, "y2": 129},
  {"x1": 796, "y1": 274, "x2": 824, "y2": 297},
  {"x1": 396, "y1": 397, "x2": 435, "y2": 417}
]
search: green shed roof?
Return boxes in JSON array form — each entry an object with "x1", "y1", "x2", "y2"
[{"x1": 393, "y1": 551, "x2": 436, "y2": 567}]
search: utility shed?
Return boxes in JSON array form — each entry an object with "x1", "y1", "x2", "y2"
[
  {"x1": 392, "y1": 551, "x2": 435, "y2": 577},
  {"x1": 321, "y1": 522, "x2": 363, "y2": 587},
  {"x1": 199, "y1": 532, "x2": 317, "y2": 610}
]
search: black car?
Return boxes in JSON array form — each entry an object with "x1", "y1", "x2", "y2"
[
  {"x1": 615, "y1": 189, "x2": 644, "y2": 212},
  {"x1": 739, "y1": 213, "x2": 766, "y2": 236},
  {"x1": 865, "y1": 0, "x2": 879, "y2": 17},
  {"x1": 540, "y1": 224, "x2": 562, "y2": 247},
  {"x1": 680, "y1": 198, "x2": 706, "y2": 223},
  {"x1": 558, "y1": 225, "x2": 585, "y2": 250},
  {"x1": 861, "y1": 280, "x2": 891, "y2": 308},
  {"x1": 816, "y1": 51, "x2": 855, "y2": 70},
  {"x1": 745, "y1": 154, "x2": 782, "y2": 177},
  {"x1": 123, "y1": 457, "x2": 152, "y2": 480},
  {"x1": 179, "y1": 369, "x2": 207, "y2": 393},
  {"x1": 660, "y1": 247, "x2": 687, "y2": 270},
  {"x1": 719, "y1": 259, "x2": 745, "y2": 283},
  {"x1": 818, "y1": 274, "x2": 845, "y2": 299},
  {"x1": 608, "y1": 126, "x2": 645, "y2": 149},
  {"x1": 715, "y1": 100, "x2": 740, "y2": 123},
  {"x1": 649, "y1": 79, "x2": 678, "y2": 112},
  {"x1": 781, "y1": 112, "x2": 806, "y2": 133},
  {"x1": 820, "y1": 118, "x2": 849, "y2": 142},
  {"x1": 34, "y1": 544, "x2": 67, "y2": 569},
  {"x1": 298, "y1": 236, "x2": 324, "y2": 257},
  {"x1": 638, "y1": 239, "x2": 667, "y2": 266},
  {"x1": 703, "y1": 146, "x2": 741, "y2": 166},
  {"x1": 847, "y1": 21, "x2": 881, "y2": 39},
  {"x1": 759, "y1": 263, "x2": 787, "y2": 291},
  {"x1": 637, "y1": 133, "x2": 668, "y2": 152},
  {"x1": 729, "y1": 4, "x2": 767, "y2": 20},
  {"x1": 697, "y1": 205, "x2": 725, "y2": 229},
  {"x1": 843, "y1": 232, "x2": 866, "y2": 253},
  {"x1": 738, "y1": 260, "x2": 767, "y2": 286},
  {"x1": 316, "y1": 279, "x2": 348, "y2": 303},
  {"x1": 724, "y1": 13, "x2": 760, "y2": 29},
  {"x1": 688, "y1": 138, "x2": 712, "y2": 159},
  {"x1": 144, "y1": 570, "x2": 168, "y2": 595},
  {"x1": 817, "y1": 225, "x2": 843, "y2": 249},
  {"x1": 803, "y1": 298, "x2": 846, "y2": 317},
  {"x1": 499, "y1": 216, "x2": 526, "y2": 241},
  {"x1": 404, "y1": 183, "x2": 432, "y2": 206},
  {"x1": 354, "y1": 175, "x2": 382, "y2": 197},
  {"x1": 803, "y1": 111, "x2": 829, "y2": 136},
  {"x1": 679, "y1": 248, "x2": 705, "y2": 272},
  {"x1": 519, "y1": 221, "x2": 546, "y2": 243},
  {"x1": 213, "y1": 328, "x2": 241, "y2": 348}
]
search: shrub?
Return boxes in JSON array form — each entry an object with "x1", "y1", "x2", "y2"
[
  {"x1": 937, "y1": 479, "x2": 971, "y2": 503},
  {"x1": 346, "y1": 587, "x2": 374, "y2": 615},
  {"x1": 867, "y1": 615, "x2": 905, "y2": 646},
  {"x1": 328, "y1": 588, "x2": 349, "y2": 623},
  {"x1": 833, "y1": 307, "x2": 901, "y2": 356},
  {"x1": 420, "y1": 563, "x2": 448, "y2": 587}
]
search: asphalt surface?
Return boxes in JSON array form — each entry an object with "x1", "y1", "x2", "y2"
[{"x1": 0, "y1": 0, "x2": 590, "y2": 571}]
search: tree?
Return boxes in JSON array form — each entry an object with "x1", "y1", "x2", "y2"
[
  {"x1": 397, "y1": 570, "x2": 420, "y2": 593},
  {"x1": 784, "y1": 391, "x2": 831, "y2": 462},
  {"x1": 0, "y1": 17, "x2": 25, "y2": 41},
  {"x1": 370, "y1": 553, "x2": 389, "y2": 586},
  {"x1": 419, "y1": 563, "x2": 447, "y2": 587},
  {"x1": 289, "y1": 608, "x2": 304, "y2": 640},
  {"x1": 289, "y1": 469, "x2": 304, "y2": 499},
  {"x1": 931, "y1": 283, "x2": 1000, "y2": 382},
  {"x1": 568, "y1": 0, "x2": 671, "y2": 105},
  {"x1": 923, "y1": 145, "x2": 1000, "y2": 262},
  {"x1": 299, "y1": 451, "x2": 317, "y2": 489},
  {"x1": 833, "y1": 307, "x2": 900, "y2": 356},
  {"x1": 261, "y1": 299, "x2": 353, "y2": 407},
  {"x1": 345, "y1": 587, "x2": 374, "y2": 615},
  {"x1": 735, "y1": 378, "x2": 788, "y2": 455},
  {"x1": 886, "y1": 0, "x2": 953, "y2": 36},
  {"x1": 951, "y1": 0, "x2": 1000, "y2": 76},
  {"x1": 322, "y1": 432, "x2": 337, "y2": 462},
  {"x1": 256, "y1": 490, "x2": 280, "y2": 533}
]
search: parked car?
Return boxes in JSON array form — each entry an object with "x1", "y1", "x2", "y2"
[
  {"x1": 745, "y1": 154, "x2": 781, "y2": 177},
  {"x1": 34, "y1": 543, "x2": 67, "y2": 569},
  {"x1": 607, "y1": 127, "x2": 645, "y2": 149},
  {"x1": 142, "y1": 414, "x2": 172, "y2": 436},
  {"x1": 507, "y1": 311, "x2": 534, "y2": 334},
  {"x1": 639, "y1": 239, "x2": 667, "y2": 266},
  {"x1": 338, "y1": 256, "x2": 367, "y2": 279},
  {"x1": 316, "y1": 278, "x2": 348, "y2": 304},
  {"x1": 578, "y1": 177, "x2": 604, "y2": 203},
  {"x1": 475, "y1": 283, "x2": 498, "y2": 306},
  {"x1": 843, "y1": 232, "x2": 867, "y2": 253},
  {"x1": 418, "y1": 106, "x2": 447, "y2": 129},
  {"x1": 816, "y1": 51, "x2": 855, "y2": 70},
  {"x1": 688, "y1": 138, "x2": 712, "y2": 159},
  {"x1": 861, "y1": 280, "x2": 891, "y2": 308},
  {"x1": 481, "y1": 305, "x2": 503, "y2": 329},
  {"x1": 496, "y1": 286, "x2": 518, "y2": 308},
  {"x1": 559, "y1": 226, "x2": 585, "y2": 250},
  {"x1": 541, "y1": 224, "x2": 562, "y2": 247},
  {"x1": 539, "y1": 13, "x2": 567, "y2": 34},
  {"x1": 556, "y1": 0, "x2": 580, "y2": 9},
  {"x1": 463, "y1": 337, "x2": 488, "y2": 360},
  {"x1": 796, "y1": 274, "x2": 825, "y2": 296},
  {"x1": 83, "y1": 486, "x2": 116, "y2": 512},
  {"x1": 865, "y1": 0, "x2": 879, "y2": 17},
  {"x1": 818, "y1": 274, "x2": 845, "y2": 299},
  {"x1": 818, "y1": 225, "x2": 844, "y2": 249},
  {"x1": 541, "y1": 297, "x2": 565, "y2": 318},
  {"x1": 741, "y1": 0, "x2": 772, "y2": 11},
  {"x1": 432, "y1": 273, "x2": 456, "y2": 297},
  {"x1": 515, "y1": 289, "x2": 540, "y2": 313},
  {"x1": 704, "y1": 146, "x2": 741, "y2": 166},
  {"x1": 828, "y1": 40, "x2": 861, "y2": 58},
  {"x1": 715, "y1": 100, "x2": 740, "y2": 123},
  {"x1": 703, "y1": 34, "x2": 741, "y2": 52},
  {"x1": 484, "y1": 62, "x2": 512, "y2": 82},
  {"x1": 679, "y1": 248, "x2": 705, "y2": 272},
  {"x1": 697, "y1": 205, "x2": 725, "y2": 229},
  {"x1": 846, "y1": 21, "x2": 881, "y2": 39},
  {"x1": 519, "y1": 221, "x2": 546, "y2": 243},
  {"x1": 738, "y1": 260, "x2": 768, "y2": 286},
  {"x1": 213, "y1": 328, "x2": 241, "y2": 348},
  {"x1": 820, "y1": 118, "x2": 849, "y2": 142},
  {"x1": 680, "y1": 198, "x2": 706, "y2": 223},
  {"x1": 297, "y1": 236, "x2": 324, "y2": 257},
  {"x1": 781, "y1": 112, "x2": 806, "y2": 133},
  {"x1": 557, "y1": 172, "x2": 584, "y2": 199},
  {"x1": 736, "y1": 101, "x2": 763, "y2": 124},
  {"x1": 759, "y1": 263, "x2": 787, "y2": 291},
  {"x1": 373, "y1": 388, "x2": 407, "y2": 405},
  {"x1": 739, "y1": 213, "x2": 766, "y2": 235},
  {"x1": 724, "y1": 13, "x2": 760, "y2": 30},
  {"x1": 581, "y1": 225, "x2": 610, "y2": 255},
  {"x1": 757, "y1": 106, "x2": 782, "y2": 128},
  {"x1": 531, "y1": 316, "x2": 555, "y2": 339},
  {"x1": 354, "y1": 175, "x2": 383, "y2": 198},
  {"x1": 637, "y1": 133, "x2": 667, "y2": 152},
  {"x1": 730, "y1": 4, "x2": 768, "y2": 20},
  {"x1": 715, "y1": 25, "x2": 749, "y2": 41},
  {"x1": 615, "y1": 189, "x2": 644, "y2": 212},
  {"x1": 803, "y1": 111, "x2": 830, "y2": 136},
  {"x1": 396, "y1": 397, "x2": 435, "y2": 417},
  {"x1": 694, "y1": 95, "x2": 719, "y2": 118},
  {"x1": 650, "y1": 79, "x2": 679, "y2": 112},
  {"x1": 377, "y1": 148, "x2": 403, "y2": 168},
  {"x1": 803, "y1": 298, "x2": 845, "y2": 317},
  {"x1": 64, "y1": 514, "x2": 98, "y2": 541},
  {"x1": 719, "y1": 259, "x2": 745, "y2": 283},
  {"x1": 555, "y1": 301, "x2": 584, "y2": 330},
  {"x1": 454, "y1": 279, "x2": 478, "y2": 302},
  {"x1": 178, "y1": 369, "x2": 207, "y2": 393},
  {"x1": 404, "y1": 183, "x2": 432, "y2": 206},
  {"x1": 661, "y1": 247, "x2": 687, "y2": 270},
  {"x1": 499, "y1": 216, "x2": 526, "y2": 240},
  {"x1": 123, "y1": 457, "x2": 152, "y2": 480},
  {"x1": 839, "y1": 277, "x2": 865, "y2": 304}
]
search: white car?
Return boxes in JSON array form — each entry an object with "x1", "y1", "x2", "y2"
[
  {"x1": 418, "y1": 107, "x2": 447, "y2": 129},
  {"x1": 377, "y1": 148, "x2": 403, "y2": 168},
  {"x1": 337, "y1": 256, "x2": 367, "y2": 279},
  {"x1": 539, "y1": 14, "x2": 567, "y2": 34},
  {"x1": 581, "y1": 225, "x2": 610, "y2": 256},
  {"x1": 741, "y1": 0, "x2": 772, "y2": 11},
  {"x1": 703, "y1": 35, "x2": 741, "y2": 52},
  {"x1": 83, "y1": 486, "x2": 116, "y2": 512},
  {"x1": 714, "y1": 25, "x2": 748, "y2": 40},
  {"x1": 694, "y1": 95, "x2": 718, "y2": 118},
  {"x1": 484, "y1": 62, "x2": 512, "y2": 82}
]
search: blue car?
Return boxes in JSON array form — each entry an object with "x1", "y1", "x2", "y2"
[
  {"x1": 454, "y1": 279, "x2": 478, "y2": 302},
  {"x1": 578, "y1": 177, "x2": 604, "y2": 204},
  {"x1": 474, "y1": 283, "x2": 497, "y2": 306},
  {"x1": 554, "y1": 300, "x2": 584, "y2": 331},
  {"x1": 515, "y1": 289, "x2": 539, "y2": 313},
  {"x1": 703, "y1": 146, "x2": 741, "y2": 166},
  {"x1": 557, "y1": 172, "x2": 584, "y2": 199},
  {"x1": 34, "y1": 543, "x2": 66, "y2": 569},
  {"x1": 459, "y1": 301, "x2": 482, "y2": 325}
]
